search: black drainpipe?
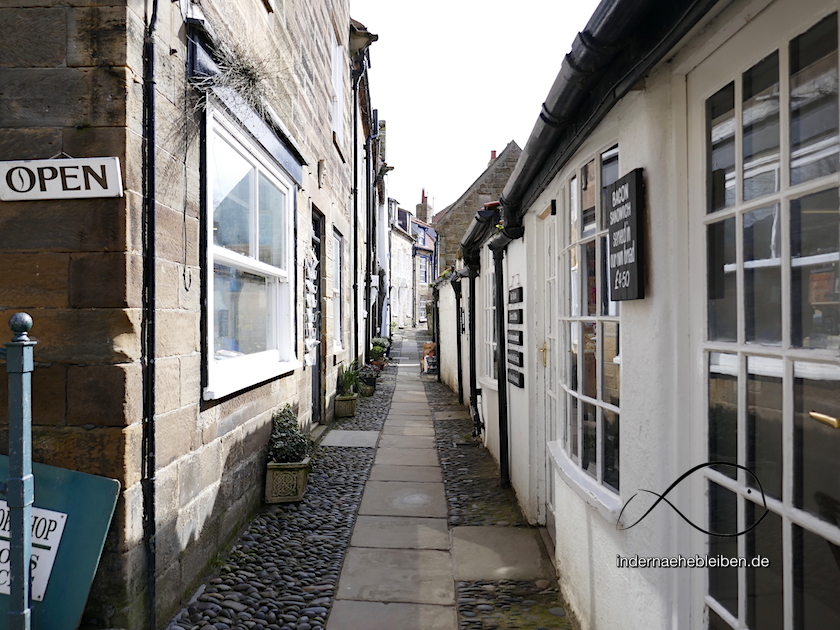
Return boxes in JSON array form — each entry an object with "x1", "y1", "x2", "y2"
[
  {"x1": 142, "y1": 2, "x2": 159, "y2": 628},
  {"x1": 452, "y1": 280, "x2": 463, "y2": 403},
  {"x1": 492, "y1": 246, "x2": 510, "y2": 488},
  {"x1": 433, "y1": 286, "x2": 441, "y2": 382},
  {"x1": 352, "y1": 70, "x2": 361, "y2": 360}
]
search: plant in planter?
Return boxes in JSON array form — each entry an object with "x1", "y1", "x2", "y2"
[
  {"x1": 372, "y1": 337, "x2": 391, "y2": 358},
  {"x1": 335, "y1": 361, "x2": 360, "y2": 417},
  {"x1": 265, "y1": 405, "x2": 313, "y2": 503},
  {"x1": 357, "y1": 364, "x2": 379, "y2": 396}
]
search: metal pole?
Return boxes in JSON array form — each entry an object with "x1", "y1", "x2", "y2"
[{"x1": 5, "y1": 313, "x2": 36, "y2": 630}]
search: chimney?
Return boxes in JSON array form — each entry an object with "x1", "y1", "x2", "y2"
[
  {"x1": 416, "y1": 189, "x2": 430, "y2": 223},
  {"x1": 488, "y1": 150, "x2": 497, "y2": 167}
]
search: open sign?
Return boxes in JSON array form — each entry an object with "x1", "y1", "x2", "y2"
[{"x1": 0, "y1": 157, "x2": 123, "y2": 201}]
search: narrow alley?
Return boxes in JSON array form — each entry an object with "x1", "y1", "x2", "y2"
[{"x1": 166, "y1": 329, "x2": 574, "y2": 630}]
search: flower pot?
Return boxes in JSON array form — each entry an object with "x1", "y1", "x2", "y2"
[
  {"x1": 361, "y1": 375, "x2": 377, "y2": 387},
  {"x1": 335, "y1": 393, "x2": 358, "y2": 417},
  {"x1": 357, "y1": 382, "x2": 375, "y2": 397},
  {"x1": 370, "y1": 360, "x2": 385, "y2": 370},
  {"x1": 265, "y1": 457, "x2": 311, "y2": 503}
]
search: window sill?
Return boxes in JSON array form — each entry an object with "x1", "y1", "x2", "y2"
[
  {"x1": 477, "y1": 375, "x2": 498, "y2": 392},
  {"x1": 204, "y1": 356, "x2": 302, "y2": 401},
  {"x1": 547, "y1": 440, "x2": 622, "y2": 525}
]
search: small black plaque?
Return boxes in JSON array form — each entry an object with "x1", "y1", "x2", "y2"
[
  {"x1": 508, "y1": 349, "x2": 523, "y2": 367},
  {"x1": 507, "y1": 309, "x2": 523, "y2": 325},
  {"x1": 508, "y1": 287, "x2": 523, "y2": 304},
  {"x1": 507, "y1": 330, "x2": 523, "y2": 345},
  {"x1": 507, "y1": 369, "x2": 524, "y2": 388}
]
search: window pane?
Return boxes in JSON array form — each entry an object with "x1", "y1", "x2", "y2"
[
  {"x1": 569, "y1": 175, "x2": 579, "y2": 244},
  {"x1": 708, "y1": 481, "x2": 738, "y2": 618},
  {"x1": 584, "y1": 240, "x2": 597, "y2": 316},
  {"x1": 708, "y1": 218, "x2": 737, "y2": 342},
  {"x1": 570, "y1": 244, "x2": 581, "y2": 316},
  {"x1": 603, "y1": 409, "x2": 619, "y2": 492},
  {"x1": 568, "y1": 321, "x2": 579, "y2": 392},
  {"x1": 791, "y1": 188, "x2": 840, "y2": 348},
  {"x1": 790, "y1": 14, "x2": 839, "y2": 185},
  {"x1": 600, "y1": 236, "x2": 618, "y2": 316},
  {"x1": 582, "y1": 322, "x2": 597, "y2": 399},
  {"x1": 213, "y1": 263, "x2": 268, "y2": 358},
  {"x1": 707, "y1": 607, "x2": 734, "y2": 630},
  {"x1": 746, "y1": 504, "x2": 784, "y2": 630},
  {"x1": 744, "y1": 204, "x2": 782, "y2": 343},
  {"x1": 258, "y1": 174, "x2": 286, "y2": 269},
  {"x1": 743, "y1": 52, "x2": 780, "y2": 201},
  {"x1": 793, "y1": 362, "x2": 840, "y2": 521},
  {"x1": 708, "y1": 82, "x2": 736, "y2": 212},
  {"x1": 569, "y1": 394, "x2": 579, "y2": 459},
  {"x1": 747, "y1": 356, "x2": 783, "y2": 500},
  {"x1": 602, "y1": 322, "x2": 620, "y2": 407},
  {"x1": 709, "y1": 352, "x2": 738, "y2": 479},
  {"x1": 581, "y1": 402, "x2": 597, "y2": 478},
  {"x1": 212, "y1": 136, "x2": 253, "y2": 257},
  {"x1": 581, "y1": 161, "x2": 596, "y2": 235},
  {"x1": 601, "y1": 146, "x2": 619, "y2": 227},
  {"x1": 793, "y1": 524, "x2": 840, "y2": 629}
]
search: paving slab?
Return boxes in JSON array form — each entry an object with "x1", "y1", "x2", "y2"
[
  {"x1": 381, "y1": 424, "x2": 435, "y2": 437},
  {"x1": 450, "y1": 526, "x2": 554, "y2": 581},
  {"x1": 375, "y1": 447, "x2": 439, "y2": 467},
  {"x1": 369, "y1": 464, "x2": 443, "y2": 482},
  {"x1": 432, "y1": 410, "x2": 471, "y2": 420},
  {"x1": 389, "y1": 402, "x2": 432, "y2": 415},
  {"x1": 378, "y1": 434, "x2": 436, "y2": 449},
  {"x1": 351, "y1": 515, "x2": 450, "y2": 550},
  {"x1": 326, "y1": 600, "x2": 457, "y2": 630},
  {"x1": 320, "y1": 430, "x2": 380, "y2": 447},
  {"x1": 335, "y1": 547, "x2": 455, "y2": 605},
  {"x1": 359, "y1": 480, "x2": 447, "y2": 518},
  {"x1": 385, "y1": 415, "x2": 433, "y2": 426},
  {"x1": 390, "y1": 390, "x2": 429, "y2": 403}
]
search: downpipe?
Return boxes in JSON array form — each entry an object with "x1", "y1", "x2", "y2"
[{"x1": 492, "y1": 247, "x2": 510, "y2": 488}]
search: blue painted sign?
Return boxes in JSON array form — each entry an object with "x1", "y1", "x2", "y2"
[{"x1": 0, "y1": 457, "x2": 119, "y2": 629}]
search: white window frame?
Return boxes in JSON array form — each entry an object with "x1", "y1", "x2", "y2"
[
  {"x1": 556, "y1": 146, "x2": 621, "y2": 498},
  {"x1": 481, "y1": 245, "x2": 498, "y2": 383},
  {"x1": 204, "y1": 106, "x2": 300, "y2": 400},
  {"x1": 333, "y1": 229, "x2": 344, "y2": 351}
]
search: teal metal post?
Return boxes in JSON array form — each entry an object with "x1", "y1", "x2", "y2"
[{"x1": 5, "y1": 313, "x2": 35, "y2": 630}]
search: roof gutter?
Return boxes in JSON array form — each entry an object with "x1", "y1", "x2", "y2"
[
  {"x1": 492, "y1": 0, "x2": 720, "y2": 250},
  {"x1": 459, "y1": 202, "x2": 501, "y2": 272}
]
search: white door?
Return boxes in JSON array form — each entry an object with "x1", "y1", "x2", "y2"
[{"x1": 687, "y1": 2, "x2": 840, "y2": 628}]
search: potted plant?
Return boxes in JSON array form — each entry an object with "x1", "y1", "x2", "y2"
[
  {"x1": 335, "y1": 361, "x2": 360, "y2": 417},
  {"x1": 370, "y1": 345, "x2": 386, "y2": 369},
  {"x1": 265, "y1": 405, "x2": 313, "y2": 503},
  {"x1": 372, "y1": 337, "x2": 391, "y2": 357},
  {"x1": 357, "y1": 364, "x2": 379, "y2": 396}
]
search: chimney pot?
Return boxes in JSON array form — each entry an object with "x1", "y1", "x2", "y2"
[{"x1": 491, "y1": 150, "x2": 497, "y2": 160}]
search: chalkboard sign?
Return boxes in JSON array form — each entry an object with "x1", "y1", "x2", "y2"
[
  {"x1": 508, "y1": 287, "x2": 523, "y2": 304},
  {"x1": 508, "y1": 309, "x2": 523, "y2": 325},
  {"x1": 604, "y1": 168, "x2": 645, "y2": 300},
  {"x1": 508, "y1": 349, "x2": 524, "y2": 367},
  {"x1": 507, "y1": 369, "x2": 524, "y2": 388},
  {"x1": 507, "y1": 330, "x2": 523, "y2": 346}
]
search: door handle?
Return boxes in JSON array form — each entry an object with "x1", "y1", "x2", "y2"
[
  {"x1": 810, "y1": 411, "x2": 840, "y2": 429},
  {"x1": 538, "y1": 343, "x2": 547, "y2": 368}
]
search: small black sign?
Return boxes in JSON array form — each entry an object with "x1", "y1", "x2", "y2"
[
  {"x1": 508, "y1": 287, "x2": 523, "y2": 304},
  {"x1": 507, "y1": 330, "x2": 523, "y2": 346},
  {"x1": 507, "y1": 369, "x2": 524, "y2": 388},
  {"x1": 604, "y1": 168, "x2": 645, "y2": 300},
  {"x1": 508, "y1": 309, "x2": 523, "y2": 325},
  {"x1": 508, "y1": 349, "x2": 524, "y2": 367}
]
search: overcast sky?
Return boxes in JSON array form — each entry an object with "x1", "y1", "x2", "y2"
[{"x1": 349, "y1": 0, "x2": 603, "y2": 217}]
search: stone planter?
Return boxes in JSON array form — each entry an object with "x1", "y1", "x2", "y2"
[
  {"x1": 335, "y1": 393, "x2": 358, "y2": 417},
  {"x1": 357, "y1": 382, "x2": 375, "y2": 397},
  {"x1": 265, "y1": 457, "x2": 311, "y2": 503}
]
